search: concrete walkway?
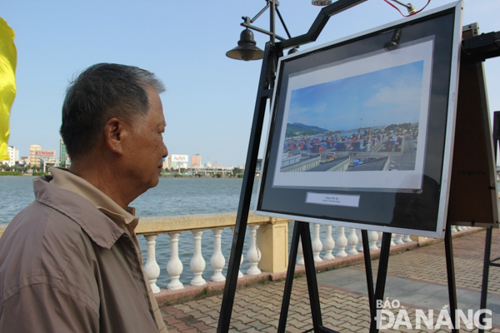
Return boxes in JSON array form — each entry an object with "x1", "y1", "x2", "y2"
[{"x1": 159, "y1": 229, "x2": 500, "y2": 332}]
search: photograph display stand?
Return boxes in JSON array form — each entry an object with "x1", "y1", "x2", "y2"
[{"x1": 218, "y1": 1, "x2": 499, "y2": 332}]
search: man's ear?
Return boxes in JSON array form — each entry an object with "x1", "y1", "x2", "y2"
[{"x1": 104, "y1": 118, "x2": 126, "y2": 155}]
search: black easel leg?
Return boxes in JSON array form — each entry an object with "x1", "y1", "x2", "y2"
[
  {"x1": 300, "y1": 222, "x2": 325, "y2": 332},
  {"x1": 217, "y1": 43, "x2": 276, "y2": 333},
  {"x1": 361, "y1": 230, "x2": 375, "y2": 320},
  {"x1": 278, "y1": 221, "x2": 301, "y2": 333},
  {"x1": 444, "y1": 223, "x2": 458, "y2": 333},
  {"x1": 479, "y1": 227, "x2": 492, "y2": 333},
  {"x1": 370, "y1": 232, "x2": 392, "y2": 333}
]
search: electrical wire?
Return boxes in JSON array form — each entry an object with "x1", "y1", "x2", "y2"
[{"x1": 384, "y1": 0, "x2": 431, "y2": 17}]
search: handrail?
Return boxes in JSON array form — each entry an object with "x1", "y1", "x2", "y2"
[
  {"x1": 0, "y1": 212, "x2": 285, "y2": 238},
  {"x1": 136, "y1": 212, "x2": 281, "y2": 235}
]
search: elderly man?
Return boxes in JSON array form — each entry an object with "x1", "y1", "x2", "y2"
[{"x1": 0, "y1": 63, "x2": 169, "y2": 332}]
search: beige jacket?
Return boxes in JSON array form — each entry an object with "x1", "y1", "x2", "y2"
[{"x1": 0, "y1": 171, "x2": 167, "y2": 332}]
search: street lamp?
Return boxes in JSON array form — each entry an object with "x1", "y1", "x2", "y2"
[
  {"x1": 225, "y1": 0, "x2": 292, "y2": 61},
  {"x1": 225, "y1": 28, "x2": 264, "y2": 61}
]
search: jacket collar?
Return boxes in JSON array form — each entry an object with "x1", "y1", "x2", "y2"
[{"x1": 34, "y1": 175, "x2": 125, "y2": 249}]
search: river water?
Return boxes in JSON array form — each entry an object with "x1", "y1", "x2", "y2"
[{"x1": 0, "y1": 176, "x2": 288, "y2": 287}]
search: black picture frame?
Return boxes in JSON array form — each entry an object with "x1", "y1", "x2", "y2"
[{"x1": 256, "y1": 2, "x2": 463, "y2": 238}]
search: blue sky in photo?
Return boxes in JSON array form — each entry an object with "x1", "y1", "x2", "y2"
[{"x1": 288, "y1": 60, "x2": 424, "y2": 131}]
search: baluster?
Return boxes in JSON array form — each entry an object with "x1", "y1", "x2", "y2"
[
  {"x1": 323, "y1": 225, "x2": 335, "y2": 260},
  {"x1": 403, "y1": 234, "x2": 412, "y2": 243},
  {"x1": 394, "y1": 234, "x2": 404, "y2": 244},
  {"x1": 336, "y1": 227, "x2": 348, "y2": 257},
  {"x1": 347, "y1": 228, "x2": 359, "y2": 255},
  {"x1": 190, "y1": 230, "x2": 206, "y2": 286},
  {"x1": 210, "y1": 228, "x2": 226, "y2": 282},
  {"x1": 390, "y1": 234, "x2": 396, "y2": 246},
  {"x1": 144, "y1": 234, "x2": 160, "y2": 293},
  {"x1": 297, "y1": 237, "x2": 305, "y2": 265},
  {"x1": 247, "y1": 224, "x2": 261, "y2": 275},
  {"x1": 247, "y1": 225, "x2": 262, "y2": 275},
  {"x1": 167, "y1": 232, "x2": 184, "y2": 290},
  {"x1": 230, "y1": 227, "x2": 244, "y2": 278},
  {"x1": 451, "y1": 225, "x2": 458, "y2": 233},
  {"x1": 369, "y1": 230, "x2": 379, "y2": 250},
  {"x1": 312, "y1": 223, "x2": 323, "y2": 262},
  {"x1": 357, "y1": 229, "x2": 363, "y2": 252}
]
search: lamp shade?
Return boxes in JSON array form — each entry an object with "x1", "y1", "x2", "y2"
[{"x1": 226, "y1": 28, "x2": 264, "y2": 61}]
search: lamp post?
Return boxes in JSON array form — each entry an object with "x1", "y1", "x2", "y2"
[
  {"x1": 220, "y1": 1, "x2": 369, "y2": 332},
  {"x1": 225, "y1": 0, "x2": 294, "y2": 61}
]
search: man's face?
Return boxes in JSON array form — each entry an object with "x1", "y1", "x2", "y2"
[{"x1": 126, "y1": 86, "x2": 168, "y2": 193}]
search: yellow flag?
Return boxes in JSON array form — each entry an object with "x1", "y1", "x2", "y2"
[{"x1": 0, "y1": 18, "x2": 17, "y2": 161}]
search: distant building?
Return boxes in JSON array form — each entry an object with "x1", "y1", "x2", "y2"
[
  {"x1": 34, "y1": 150, "x2": 56, "y2": 170},
  {"x1": 3, "y1": 146, "x2": 19, "y2": 167},
  {"x1": 19, "y1": 156, "x2": 29, "y2": 166},
  {"x1": 168, "y1": 154, "x2": 189, "y2": 169},
  {"x1": 30, "y1": 144, "x2": 41, "y2": 167},
  {"x1": 60, "y1": 139, "x2": 71, "y2": 167},
  {"x1": 191, "y1": 154, "x2": 201, "y2": 167}
]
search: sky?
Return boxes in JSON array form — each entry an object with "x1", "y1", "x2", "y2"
[{"x1": 2, "y1": 0, "x2": 500, "y2": 167}]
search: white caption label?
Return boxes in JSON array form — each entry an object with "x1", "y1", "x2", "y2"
[{"x1": 306, "y1": 192, "x2": 360, "y2": 208}]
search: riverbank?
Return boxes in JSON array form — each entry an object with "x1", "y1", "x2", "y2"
[{"x1": 0, "y1": 172, "x2": 45, "y2": 176}]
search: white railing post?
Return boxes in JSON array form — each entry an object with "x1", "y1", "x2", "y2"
[
  {"x1": 312, "y1": 223, "x2": 323, "y2": 262},
  {"x1": 347, "y1": 228, "x2": 359, "y2": 255},
  {"x1": 369, "y1": 230, "x2": 379, "y2": 250},
  {"x1": 323, "y1": 225, "x2": 335, "y2": 260},
  {"x1": 357, "y1": 229, "x2": 363, "y2": 252},
  {"x1": 297, "y1": 237, "x2": 305, "y2": 265},
  {"x1": 247, "y1": 225, "x2": 262, "y2": 275},
  {"x1": 336, "y1": 227, "x2": 348, "y2": 257},
  {"x1": 190, "y1": 230, "x2": 206, "y2": 286},
  {"x1": 167, "y1": 232, "x2": 184, "y2": 290},
  {"x1": 403, "y1": 234, "x2": 412, "y2": 243},
  {"x1": 230, "y1": 227, "x2": 244, "y2": 278},
  {"x1": 394, "y1": 234, "x2": 404, "y2": 245},
  {"x1": 144, "y1": 234, "x2": 160, "y2": 293},
  {"x1": 210, "y1": 228, "x2": 226, "y2": 282}
]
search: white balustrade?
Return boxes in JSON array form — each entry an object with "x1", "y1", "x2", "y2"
[
  {"x1": 394, "y1": 234, "x2": 404, "y2": 245},
  {"x1": 246, "y1": 225, "x2": 262, "y2": 275},
  {"x1": 323, "y1": 225, "x2": 335, "y2": 260},
  {"x1": 190, "y1": 230, "x2": 207, "y2": 286},
  {"x1": 230, "y1": 227, "x2": 244, "y2": 278},
  {"x1": 390, "y1": 234, "x2": 396, "y2": 246},
  {"x1": 297, "y1": 237, "x2": 305, "y2": 265},
  {"x1": 368, "y1": 230, "x2": 379, "y2": 250},
  {"x1": 357, "y1": 229, "x2": 363, "y2": 252},
  {"x1": 166, "y1": 232, "x2": 184, "y2": 290},
  {"x1": 336, "y1": 227, "x2": 348, "y2": 257},
  {"x1": 144, "y1": 234, "x2": 161, "y2": 293},
  {"x1": 312, "y1": 223, "x2": 323, "y2": 262},
  {"x1": 210, "y1": 228, "x2": 226, "y2": 282},
  {"x1": 347, "y1": 228, "x2": 359, "y2": 255},
  {"x1": 403, "y1": 234, "x2": 412, "y2": 243}
]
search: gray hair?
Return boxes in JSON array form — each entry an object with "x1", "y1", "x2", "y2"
[{"x1": 60, "y1": 63, "x2": 165, "y2": 160}]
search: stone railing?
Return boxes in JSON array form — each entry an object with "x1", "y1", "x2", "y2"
[
  {"x1": 136, "y1": 213, "x2": 475, "y2": 294},
  {"x1": 136, "y1": 213, "x2": 291, "y2": 293},
  {"x1": 0, "y1": 216, "x2": 475, "y2": 297}
]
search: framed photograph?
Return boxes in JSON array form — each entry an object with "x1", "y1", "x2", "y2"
[{"x1": 255, "y1": 2, "x2": 463, "y2": 238}]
